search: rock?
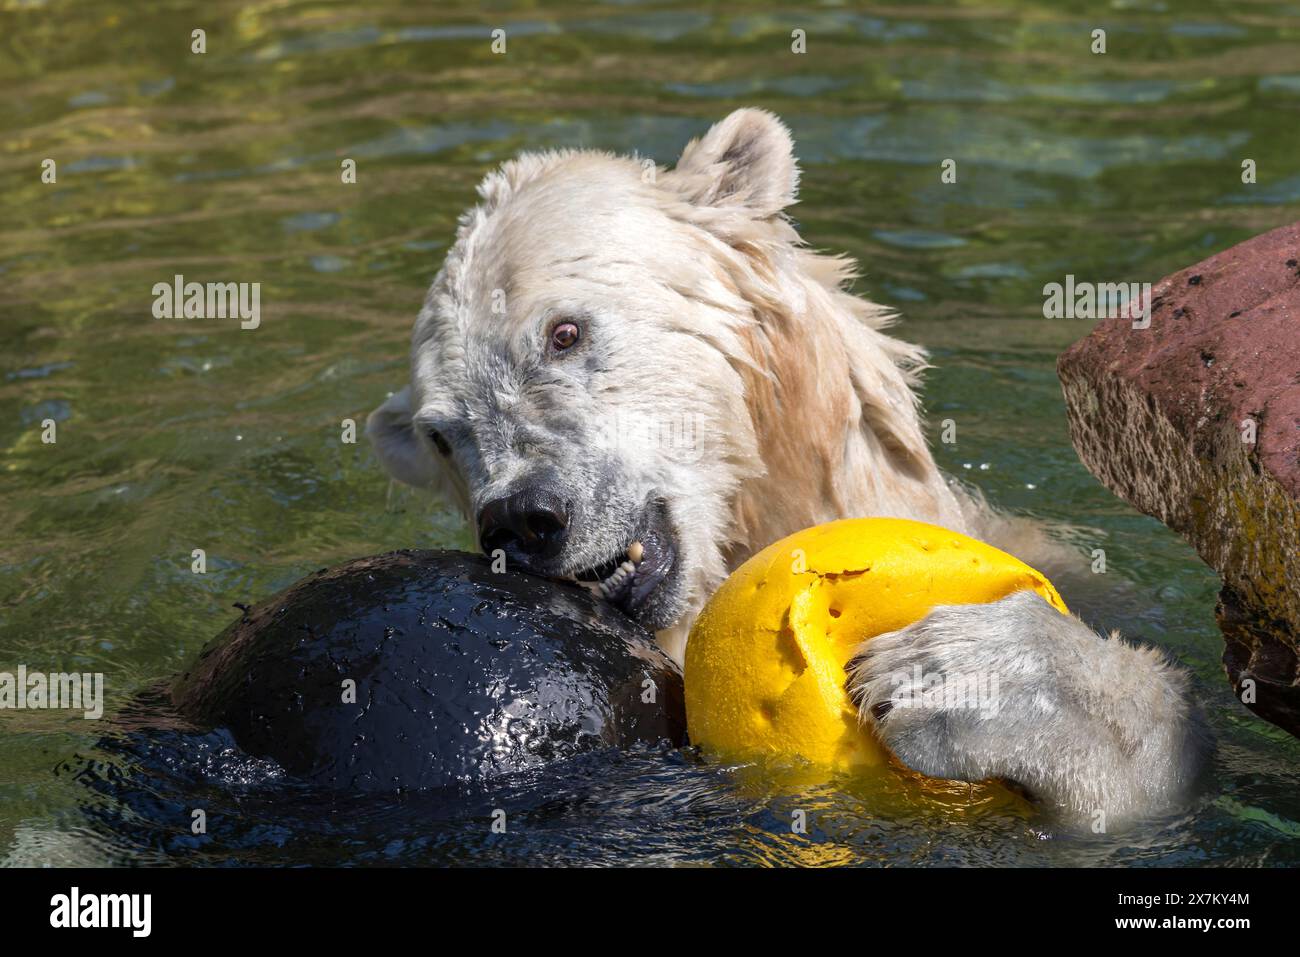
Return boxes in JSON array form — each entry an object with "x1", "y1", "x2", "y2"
[
  {"x1": 1218, "y1": 586, "x2": 1300, "y2": 736},
  {"x1": 171, "y1": 550, "x2": 686, "y2": 790},
  {"x1": 1057, "y1": 221, "x2": 1300, "y2": 737}
]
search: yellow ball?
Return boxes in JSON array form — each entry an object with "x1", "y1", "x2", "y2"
[{"x1": 684, "y1": 517, "x2": 1068, "y2": 771}]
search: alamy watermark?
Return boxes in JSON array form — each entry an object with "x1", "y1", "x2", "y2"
[
  {"x1": 50, "y1": 887, "x2": 150, "y2": 937},
  {"x1": 1043, "y1": 274, "x2": 1152, "y2": 329},
  {"x1": 0, "y1": 666, "x2": 104, "y2": 719},
  {"x1": 887, "y1": 666, "x2": 1001, "y2": 719},
  {"x1": 152, "y1": 274, "x2": 260, "y2": 329},
  {"x1": 593, "y1": 410, "x2": 704, "y2": 463}
]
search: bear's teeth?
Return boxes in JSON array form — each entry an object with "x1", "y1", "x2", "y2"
[
  {"x1": 628, "y1": 540, "x2": 644, "y2": 564},
  {"x1": 596, "y1": 560, "x2": 637, "y2": 597}
]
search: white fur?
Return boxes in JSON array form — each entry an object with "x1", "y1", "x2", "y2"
[
  {"x1": 368, "y1": 109, "x2": 1205, "y2": 828},
  {"x1": 849, "y1": 591, "x2": 1205, "y2": 827}
]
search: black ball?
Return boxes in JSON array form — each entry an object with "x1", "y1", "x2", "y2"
[{"x1": 171, "y1": 551, "x2": 686, "y2": 791}]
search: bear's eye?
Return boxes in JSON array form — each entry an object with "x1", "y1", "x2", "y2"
[
  {"x1": 549, "y1": 321, "x2": 580, "y2": 352},
  {"x1": 428, "y1": 430, "x2": 451, "y2": 456}
]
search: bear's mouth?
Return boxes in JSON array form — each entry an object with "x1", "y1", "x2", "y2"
[{"x1": 567, "y1": 501, "x2": 678, "y2": 621}]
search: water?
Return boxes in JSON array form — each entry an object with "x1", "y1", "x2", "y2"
[{"x1": 2, "y1": 0, "x2": 1299, "y2": 866}]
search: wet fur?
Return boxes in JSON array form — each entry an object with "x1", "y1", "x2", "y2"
[{"x1": 368, "y1": 109, "x2": 1205, "y2": 829}]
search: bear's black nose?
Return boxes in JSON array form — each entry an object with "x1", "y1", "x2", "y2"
[{"x1": 477, "y1": 489, "x2": 570, "y2": 559}]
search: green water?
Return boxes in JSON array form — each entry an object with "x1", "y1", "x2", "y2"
[{"x1": 1, "y1": 1, "x2": 1298, "y2": 865}]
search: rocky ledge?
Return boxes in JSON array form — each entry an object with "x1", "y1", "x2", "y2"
[{"x1": 1058, "y1": 221, "x2": 1300, "y2": 737}]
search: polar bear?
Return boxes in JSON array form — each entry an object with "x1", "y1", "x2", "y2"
[{"x1": 367, "y1": 108, "x2": 1205, "y2": 827}]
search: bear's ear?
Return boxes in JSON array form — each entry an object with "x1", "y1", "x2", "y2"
[
  {"x1": 668, "y1": 108, "x2": 799, "y2": 217},
  {"x1": 366, "y1": 385, "x2": 438, "y2": 488}
]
